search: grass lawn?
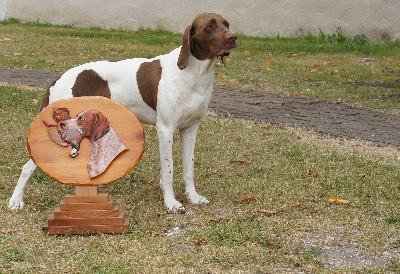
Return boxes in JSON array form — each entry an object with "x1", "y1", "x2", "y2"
[{"x1": 0, "y1": 20, "x2": 399, "y2": 273}]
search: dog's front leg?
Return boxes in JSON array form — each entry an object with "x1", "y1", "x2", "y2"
[
  {"x1": 180, "y1": 122, "x2": 210, "y2": 206},
  {"x1": 8, "y1": 159, "x2": 37, "y2": 211},
  {"x1": 157, "y1": 125, "x2": 186, "y2": 214}
]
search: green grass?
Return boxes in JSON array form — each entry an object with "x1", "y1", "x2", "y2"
[
  {"x1": 0, "y1": 18, "x2": 399, "y2": 113},
  {"x1": 1, "y1": 86, "x2": 399, "y2": 273}
]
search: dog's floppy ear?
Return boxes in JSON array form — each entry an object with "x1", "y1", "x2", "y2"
[
  {"x1": 90, "y1": 111, "x2": 110, "y2": 141},
  {"x1": 177, "y1": 25, "x2": 192, "y2": 70}
]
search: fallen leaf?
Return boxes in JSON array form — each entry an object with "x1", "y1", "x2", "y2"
[
  {"x1": 234, "y1": 196, "x2": 256, "y2": 203},
  {"x1": 302, "y1": 169, "x2": 313, "y2": 177},
  {"x1": 230, "y1": 159, "x2": 251, "y2": 164},
  {"x1": 246, "y1": 78, "x2": 254, "y2": 83},
  {"x1": 294, "y1": 262, "x2": 302, "y2": 268},
  {"x1": 0, "y1": 229, "x2": 17, "y2": 234},
  {"x1": 298, "y1": 51, "x2": 308, "y2": 56},
  {"x1": 216, "y1": 73, "x2": 225, "y2": 78},
  {"x1": 265, "y1": 59, "x2": 273, "y2": 64},
  {"x1": 210, "y1": 218, "x2": 223, "y2": 223},
  {"x1": 291, "y1": 201, "x2": 302, "y2": 207},
  {"x1": 30, "y1": 202, "x2": 45, "y2": 207},
  {"x1": 257, "y1": 209, "x2": 284, "y2": 215},
  {"x1": 243, "y1": 50, "x2": 252, "y2": 55},
  {"x1": 329, "y1": 195, "x2": 351, "y2": 205},
  {"x1": 335, "y1": 199, "x2": 351, "y2": 205},
  {"x1": 328, "y1": 195, "x2": 340, "y2": 203},
  {"x1": 195, "y1": 239, "x2": 208, "y2": 246}
]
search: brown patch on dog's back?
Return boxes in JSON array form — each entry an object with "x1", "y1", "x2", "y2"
[
  {"x1": 72, "y1": 70, "x2": 111, "y2": 99},
  {"x1": 136, "y1": 59, "x2": 162, "y2": 111}
]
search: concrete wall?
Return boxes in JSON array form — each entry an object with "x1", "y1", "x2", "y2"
[
  {"x1": 1, "y1": 0, "x2": 399, "y2": 41},
  {"x1": 0, "y1": 0, "x2": 6, "y2": 20}
]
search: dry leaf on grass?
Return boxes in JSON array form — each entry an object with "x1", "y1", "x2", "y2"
[
  {"x1": 329, "y1": 195, "x2": 351, "y2": 205},
  {"x1": 30, "y1": 202, "x2": 45, "y2": 207},
  {"x1": 291, "y1": 201, "x2": 302, "y2": 207},
  {"x1": 210, "y1": 218, "x2": 224, "y2": 223},
  {"x1": 230, "y1": 159, "x2": 251, "y2": 164},
  {"x1": 301, "y1": 169, "x2": 313, "y2": 177},
  {"x1": 257, "y1": 209, "x2": 284, "y2": 215},
  {"x1": 194, "y1": 239, "x2": 208, "y2": 246},
  {"x1": 0, "y1": 229, "x2": 18, "y2": 234},
  {"x1": 358, "y1": 173, "x2": 366, "y2": 178}
]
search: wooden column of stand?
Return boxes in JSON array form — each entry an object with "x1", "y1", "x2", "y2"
[{"x1": 42, "y1": 186, "x2": 129, "y2": 235}]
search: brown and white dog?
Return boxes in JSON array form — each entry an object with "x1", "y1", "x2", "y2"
[{"x1": 9, "y1": 12, "x2": 237, "y2": 214}]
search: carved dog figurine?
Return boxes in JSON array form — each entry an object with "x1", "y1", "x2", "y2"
[
  {"x1": 46, "y1": 109, "x2": 127, "y2": 178},
  {"x1": 9, "y1": 12, "x2": 237, "y2": 214},
  {"x1": 58, "y1": 110, "x2": 110, "y2": 158}
]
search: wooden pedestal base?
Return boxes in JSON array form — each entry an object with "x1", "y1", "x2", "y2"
[{"x1": 42, "y1": 186, "x2": 129, "y2": 235}]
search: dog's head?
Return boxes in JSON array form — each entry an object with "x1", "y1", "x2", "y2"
[
  {"x1": 58, "y1": 110, "x2": 110, "y2": 157},
  {"x1": 59, "y1": 110, "x2": 110, "y2": 141},
  {"x1": 177, "y1": 12, "x2": 237, "y2": 70}
]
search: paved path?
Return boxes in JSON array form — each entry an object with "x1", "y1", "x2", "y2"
[{"x1": 1, "y1": 68, "x2": 399, "y2": 149}]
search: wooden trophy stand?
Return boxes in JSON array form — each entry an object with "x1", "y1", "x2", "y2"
[{"x1": 27, "y1": 97, "x2": 145, "y2": 235}]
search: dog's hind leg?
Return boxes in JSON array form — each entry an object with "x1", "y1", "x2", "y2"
[
  {"x1": 8, "y1": 159, "x2": 37, "y2": 211},
  {"x1": 180, "y1": 122, "x2": 210, "y2": 206}
]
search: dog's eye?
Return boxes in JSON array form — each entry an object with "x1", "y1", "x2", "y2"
[
  {"x1": 78, "y1": 116, "x2": 85, "y2": 121},
  {"x1": 205, "y1": 20, "x2": 216, "y2": 32},
  {"x1": 205, "y1": 24, "x2": 215, "y2": 32}
]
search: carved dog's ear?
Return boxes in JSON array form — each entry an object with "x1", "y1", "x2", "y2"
[
  {"x1": 177, "y1": 25, "x2": 192, "y2": 70},
  {"x1": 90, "y1": 112, "x2": 110, "y2": 141}
]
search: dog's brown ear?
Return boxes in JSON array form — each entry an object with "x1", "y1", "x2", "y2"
[
  {"x1": 177, "y1": 25, "x2": 192, "y2": 70},
  {"x1": 91, "y1": 111, "x2": 110, "y2": 141}
]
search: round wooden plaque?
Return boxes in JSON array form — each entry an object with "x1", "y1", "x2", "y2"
[{"x1": 27, "y1": 97, "x2": 145, "y2": 186}]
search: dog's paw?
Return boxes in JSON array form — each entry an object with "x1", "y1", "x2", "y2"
[
  {"x1": 8, "y1": 198, "x2": 25, "y2": 211},
  {"x1": 166, "y1": 200, "x2": 186, "y2": 214},
  {"x1": 186, "y1": 192, "x2": 210, "y2": 205}
]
